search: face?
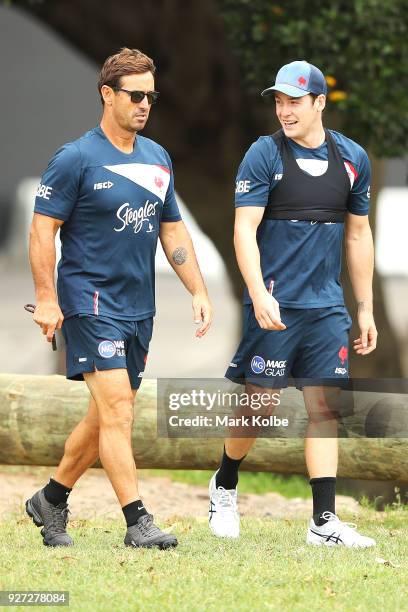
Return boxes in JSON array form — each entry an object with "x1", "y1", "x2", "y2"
[
  {"x1": 274, "y1": 91, "x2": 325, "y2": 140},
  {"x1": 102, "y1": 71, "x2": 155, "y2": 133}
]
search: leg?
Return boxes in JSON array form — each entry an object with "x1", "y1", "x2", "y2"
[
  {"x1": 222, "y1": 383, "x2": 281, "y2": 477},
  {"x1": 82, "y1": 366, "x2": 177, "y2": 550},
  {"x1": 303, "y1": 389, "x2": 376, "y2": 548},
  {"x1": 25, "y1": 394, "x2": 110, "y2": 547},
  {"x1": 83, "y1": 368, "x2": 139, "y2": 507},
  {"x1": 209, "y1": 384, "x2": 281, "y2": 538},
  {"x1": 303, "y1": 386, "x2": 338, "y2": 530},
  {"x1": 54, "y1": 394, "x2": 107, "y2": 488},
  {"x1": 303, "y1": 386, "x2": 339, "y2": 478}
]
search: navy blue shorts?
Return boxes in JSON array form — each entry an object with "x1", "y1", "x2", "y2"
[
  {"x1": 225, "y1": 305, "x2": 352, "y2": 389},
  {"x1": 61, "y1": 315, "x2": 153, "y2": 390}
]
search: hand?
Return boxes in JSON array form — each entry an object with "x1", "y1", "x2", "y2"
[
  {"x1": 33, "y1": 300, "x2": 64, "y2": 343},
  {"x1": 353, "y1": 309, "x2": 377, "y2": 355},
  {"x1": 253, "y1": 291, "x2": 286, "y2": 331},
  {"x1": 192, "y1": 291, "x2": 213, "y2": 338}
]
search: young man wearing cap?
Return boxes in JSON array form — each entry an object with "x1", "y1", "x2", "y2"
[{"x1": 209, "y1": 61, "x2": 377, "y2": 547}]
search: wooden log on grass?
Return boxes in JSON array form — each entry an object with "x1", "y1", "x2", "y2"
[{"x1": 0, "y1": 373, "x2": 408, "y2": 482}]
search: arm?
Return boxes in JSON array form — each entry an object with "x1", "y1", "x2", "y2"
[
  {"x1": 345, "y1": 212, "x2": 377, "y2": 354},
  {"x1": 234, "y1": 207, "x2": 285, "y2": 330},
  {"x1": 29, "y1": 212, "x2": 64, "y2": 342},
  {"x1": 159, "y1": 220, "x2": 212, "y2": 337}
]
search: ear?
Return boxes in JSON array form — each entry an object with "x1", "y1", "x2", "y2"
[
  {"x1": 101, "y1": 85, "x2": 113, "y2": 106},
  {"x1": 315, "y1": 94, "x2": 326, "y2": 112}
]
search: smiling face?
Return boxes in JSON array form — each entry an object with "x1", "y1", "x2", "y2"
[
  {"x1": 274, "y1": 91, "x2": 325, "y2": 142},
  {"x1": 102, "y1": 71, "x2": 155, "y2": 134}
]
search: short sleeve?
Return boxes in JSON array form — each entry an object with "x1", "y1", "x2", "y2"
[
  {"x1": 347, "y1": 147, "x2": 371, "y2": 216},
  {"x1": 235, "y1": 137, "x2": 275, "y2": 208},
  {"x1": 34, "y1": 142, "x2": 81, "y2": 221},
  {"x1": 161, "y1": 150, "x2": 182, "y2": 222}
]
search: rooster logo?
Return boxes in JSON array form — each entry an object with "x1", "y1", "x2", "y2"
[
  {"x1": 338, "y1": 346, "x2": 348, "y2": 365},
  {"x1": 298, "y1": 76, "x2": 307, "y2": 86},
  {"x1": 154, "y1": 176, "x2": 164, "y2": 190}
]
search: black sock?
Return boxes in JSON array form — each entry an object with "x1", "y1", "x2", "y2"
[
  {"x1": 215, "y1": 447, "x2": 246, "y2": 490},
  {"x1": 122, "y1": 500, "x2": 148, "y2": 527},
  {"x1": 43, "y1": 478, "x2": 72, "y2": 506},
  {"x1": 310, "y1": 477, "x2": 336, "y2": 526}
]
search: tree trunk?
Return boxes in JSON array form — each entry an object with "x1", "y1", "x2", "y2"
[{"x1": 1, "y1": 374, "x2": 408, "y2": 482}]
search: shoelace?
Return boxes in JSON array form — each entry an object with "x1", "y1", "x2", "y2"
[
  {"x1": 49, "y1": 504, "x2": 70, "y2": 534},
  {"x1": 136, "y1": 514, "x2": 160, "y2": 537},
  {"x1": 216, "y1": 487, "x2": 238, "y2": 517},
  {"x1": 320, "y1": 511, "x2": 357, "y2": 532}
]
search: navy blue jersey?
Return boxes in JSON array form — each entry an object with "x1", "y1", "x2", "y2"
[
  {"x1": 34, "y1": 126, "x2": 181, "y2": 320},
  {"x1": 234, "y1": 130, "x2": 371, "y2": 308}
]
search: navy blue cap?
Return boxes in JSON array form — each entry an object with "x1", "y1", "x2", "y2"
[{"x1": 261, "y1": 61, "x2": 327, "y2": 98}]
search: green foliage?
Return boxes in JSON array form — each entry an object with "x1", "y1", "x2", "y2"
[{"x1": 219, "y1": 0, "x2": 408, "y2": 156}]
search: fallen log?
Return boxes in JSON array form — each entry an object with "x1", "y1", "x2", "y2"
[{"x1": 0, "y1": 373, "x2": 407, "y2": 482}]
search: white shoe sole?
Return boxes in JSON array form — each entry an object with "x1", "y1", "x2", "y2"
[{"x1": 306, "y1": 531, "x2": 376, "y2": 548}]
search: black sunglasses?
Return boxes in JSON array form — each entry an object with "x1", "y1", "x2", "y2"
[{"x1": 113, "y1": 87, "x2": 160, "y2": 105}]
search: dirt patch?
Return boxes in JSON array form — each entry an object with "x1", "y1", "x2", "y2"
[{"x1": 0, "y1": 465, "x2": 361, "y2": 521}]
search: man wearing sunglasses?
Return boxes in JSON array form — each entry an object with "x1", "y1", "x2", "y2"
[
  {"x1": 209, "y1": 61, "x2": 377, "y2": 548},
  {"x1": 27, "y1": 47, "x2": 212, "y2": 549}
]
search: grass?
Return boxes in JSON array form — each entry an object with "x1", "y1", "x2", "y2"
[
  {"x1": 0, "y1": 509, "x2": 407, "y2": 611},
  {"x1": 146, "y1": 469, "x2": 311, "y2": 498}
]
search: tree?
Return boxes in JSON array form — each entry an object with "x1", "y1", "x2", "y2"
[
  {"x1": 15, "y1": 0, "x2": 405, "y2": 376},
  {"x1": 219, "y1": 0, "x2": 408, "y2": 157}
]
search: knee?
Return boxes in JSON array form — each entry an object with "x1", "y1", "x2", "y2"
[
  {"x1": 307, "y1": 399, "x2": 338, "y2": 424},
  {"x1": 98, "y1": 394, "x2": 134, "y2": 430}
]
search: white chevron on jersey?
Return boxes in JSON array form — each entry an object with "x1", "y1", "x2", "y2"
[
  {"x1": 295, "y1": 158, "x2": 356, "y2": 189},
  {"x1": 296, "y1": 158, "x2": 328, "y2": 176},
  {"x1": 104, "y1": 163, "x2": 170, "y2": 201},
  {"x1": 344, "y1": 160, "x2": 358, "y2": 188}
]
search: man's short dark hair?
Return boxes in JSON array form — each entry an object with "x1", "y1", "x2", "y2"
[{"x1": 98, "y1": 48, "x2": 156, "y2": 104}]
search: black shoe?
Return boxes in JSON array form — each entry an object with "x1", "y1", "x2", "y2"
[
  {"x1": 124, "y1": 514, "x2": 178, "y2": 550},
  {"x1": 25, "y1": 489, "x2": 73, "y2": 547}
]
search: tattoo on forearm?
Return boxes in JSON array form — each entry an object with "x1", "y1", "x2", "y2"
[
  {"x1": 357, "y1": 301, "x2": 365, "y2": 312},
  {"x1": 172, "y1": 246, "x2": 188, "y2": 265}
]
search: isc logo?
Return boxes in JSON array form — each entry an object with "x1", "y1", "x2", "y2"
[
  {"x1": 235, "y1": 180, "x2": 251, "y2": 194},
  {"x1": 94, "y1": 181, "x2": 114, "y2": 190},
  {"x1": 335, "y1": 367, "x2": 347, "y2": 375}
]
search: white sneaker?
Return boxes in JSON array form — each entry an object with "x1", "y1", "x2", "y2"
[
  {"x1": 208, "y1": 472, "x2": 240, "y2": 538},
  {"x1": 306, "y1": 511, "x2": 376, "y2": 548}
]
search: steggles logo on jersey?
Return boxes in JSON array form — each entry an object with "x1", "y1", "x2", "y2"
[{"x1": 114, "y1": 200, "x2": 159, "y2": 234}]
